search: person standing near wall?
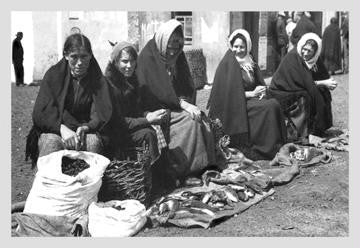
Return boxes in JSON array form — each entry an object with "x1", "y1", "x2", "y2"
[
  {"x1": 275, "y1": 11, "x2": 289, "y2": 67},
  {"x1": 290, "y1": 12, "x2": 319, "y2": 46},
  {"x1": 12, "y1": 32, "x2": 24, "y2": 86},
  {"x1": 341, "y1": 12, "x2": 349, "y2": 74},
  {"x1": 321, "y1": 17, "x2": 342, "y2": 75},
  {"x1": 286, "y1": 14, "x2": 296, "y2": 52}
]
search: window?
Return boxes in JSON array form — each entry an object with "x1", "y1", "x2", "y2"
[
  {"x1": 68, "y1": 11, "x2": 84, "y2": 20},
  {"x1": 172, "y1": 12, "x2": 192, "y2": 45}
]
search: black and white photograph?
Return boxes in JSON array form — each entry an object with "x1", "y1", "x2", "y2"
[{"x1": 7, "y1": 5, "x2": 355, "y2": 240}]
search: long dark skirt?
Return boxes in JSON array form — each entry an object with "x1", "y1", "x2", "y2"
[
  {"x1": 231, "y1": 98, "x2": 287, "y2": 160},
  {"x1": 168, "y1": 111, "x2": 216, "y2": 177},
  {"x1": 112, "y1": 127, "x2": 160, "y2": 165},
  {"x1": 269, "y1": 86, "x2": 332, "y2": 138},
  {"x1": 128, "y1": 127, "x2": 160, "y2": 165}
]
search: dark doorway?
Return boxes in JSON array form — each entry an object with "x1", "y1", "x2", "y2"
[
  {"x1": 310, "y1": 12, "x2": 323, "y2": 36},
  {"x1": 244, "y1": 12, "x2": 260, "y2": 62}
]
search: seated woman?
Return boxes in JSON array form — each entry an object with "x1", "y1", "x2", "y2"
[
  {"x1": 104, "y1": 41, "x2": 164, "y2": 164},
  {"x1": 269, "y1": 32, "x2": 337, "y2": 138},
  {"x1": 136, "y1": 19, "x2": 216, "y2": 179},
  {"x1": 207, "y1": 29, "x2": 286, "y2": 160},
  {"x1": 26, "y1": 33, "x2": 112, "y2": 165}
]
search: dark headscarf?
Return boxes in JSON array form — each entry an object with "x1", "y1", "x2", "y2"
[
  {"x1": 26, "y1": 56, "x2": 112, "y2": 166},
  {"x1": 136, "y1": 19, "x2": 195, "y2": 111},
  {"x1": 32, "y1": 57, "x2": 112, "y2": 134}
]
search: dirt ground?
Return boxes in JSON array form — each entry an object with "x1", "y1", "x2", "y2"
[{"x1": 11, "y1": 73, "x2": 349, "y2": 236}]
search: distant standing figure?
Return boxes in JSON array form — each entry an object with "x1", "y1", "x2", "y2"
[
  {"x1": 321, "y1": 17, "x2": 342, "y2": 75},
  {"x1": 275, "y1": 11, "x2": 289, "y2": 65},
  {"x1": 286, "y1": 17, "x2": 296, "y2": 52},
  {"x1": 12, "y1": 32, "x2": 24, "y2": 86},
  {"x1": 290, "y1": 12, "x2": 319, "y2": 45},
  {"x1": 341, "y1": 13, "x2": 349, "y2": 73}
]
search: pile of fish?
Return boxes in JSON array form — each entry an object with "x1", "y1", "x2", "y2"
[
  {"x1": 148, "y1": 169, "x2": 272, "y2": 223},
  {"x1": 61, "y1": 157, "x2": 90, "y2": 177}
]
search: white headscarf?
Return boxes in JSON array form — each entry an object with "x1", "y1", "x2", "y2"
[
  {"x1": 297, "y1": 32, "x2": 322, "y2": 70},
  {"x1": 154, "y1": 19, "x2": 183, "y2": 66},
  {"x1": 228, "y1": 29, "x2": 255, "y2": 78}
]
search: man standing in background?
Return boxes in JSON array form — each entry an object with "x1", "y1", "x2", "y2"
[
  {"x1": 321, "y1": 17, "x2": 342, "y2": 75},
  {"x1": 341, "y1": 12, "x2": 349, "y2": 74},
  {"x1": 285, "y1": 12, "x2": 296, "y2": 52},
  {"x1": 12, "y1": 32, "x2": 24, "y2": 86},
  {"x1": 275, "y1": 11, "x2": 288, "y2": 68},
  {"x1": 290, "y1": 11, "x2": 319, "y2": 45}
]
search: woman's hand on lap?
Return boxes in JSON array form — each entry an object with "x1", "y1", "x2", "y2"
[
  {"x1": 76, "y1": 126, "x2": 89, "y2": 150},
  {"x1": 180, "y1": 99, "x2": 201, "y2": 121},
  {"x1": 60, "y1": 124, "x2": 79, "y2": 150},
  {"x1": 146, "y1": 109, "x2": 167, "y2": 124}
]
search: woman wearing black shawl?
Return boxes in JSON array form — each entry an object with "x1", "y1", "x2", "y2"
[
  {"x1": 136, "y1": 19, "x2": 216, "y2": 179},
  {"x1": 26, "y1": 33, "x2": 112, "y2": 165},
  {"x1": 207, "y1": 29, "x2": 286, "y2": 160},
  {"x1": 321, "y1": 17, "x2": 342, "y2": 75},
  {"x1": 269, "y1": 32, "x2": 337, "y2": 138},
  {"x1": 104, "y1": 41, "x2": 163, "y2": 164}
]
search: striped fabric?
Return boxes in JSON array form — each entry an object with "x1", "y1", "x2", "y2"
[{"x1": 151, "y1": 124, "x2": 168, "y2": 153}]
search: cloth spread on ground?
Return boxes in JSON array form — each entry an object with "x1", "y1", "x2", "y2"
[
  {"x1": 306, "y1": 129, "x2": 348, "y2": 151},
  {"x1": 269, "y1": 143, "x2": 332, "y2": 167},
  {"x1": 148, "y1": 182, "x2": 275, "y2": 229},
  {"x1": 11, "y1": 212, "x2": 89, "y2": 237}
]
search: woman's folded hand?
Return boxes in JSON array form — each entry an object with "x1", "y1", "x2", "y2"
[
  {"x1": 146, "y1": 109, "x2": 167, "y2": 124},
  {"x1": 316, "y1": 78, "x2": 338, "y2": 90},
  {"x1": 180, "y1": 100, "x2": 201, "y2": 121},
  {"x1": 325, "y1": 78, "x2": 338, "y2": 90},
  {"x1": 60, "y1": 124, "x2": 79, "y2": 150}
]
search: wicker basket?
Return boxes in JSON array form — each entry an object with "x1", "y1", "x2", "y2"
[
  {"x1": 184, "y1": 48, "x2": 208, "y2": 89},
  {"x1": 98, "y1": 146, "x2": 152, "y2": 207}
]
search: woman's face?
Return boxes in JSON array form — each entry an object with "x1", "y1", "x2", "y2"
[
  {"x1": 65, "y1": 46, "x2": 92, "y2": 78},
  {"x1": 116, "y1": 49, "x2": 136, "y2": 78},
  {"x1": 166, "y1": 31, "x2": 184, "y2": 60},
  {"x1": 232, "y1": 38, "x2": 247, "y2": 59},
  {"x1": 301, "y1": 43, "x2": 316, "y2": 61}
]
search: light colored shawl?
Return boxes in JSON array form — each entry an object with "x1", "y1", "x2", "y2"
[
  {"x1": 228, "y1": 29, "x2": 255, "y2": 78},
  {"x1": 154, "y1": 19, "x2": 184, "y2": 67},
  {"x1": 296, "y1": 32, "x2": 322, "y2": 70}
]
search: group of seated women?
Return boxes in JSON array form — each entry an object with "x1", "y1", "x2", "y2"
[
  {"x1": 208, "y1": 29, "x2": 337, "y2": 160},
  {"x1": 26, "y1": 19, "x2": 338, "y2": 185}
]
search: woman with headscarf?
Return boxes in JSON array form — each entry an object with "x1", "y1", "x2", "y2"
[
  {"x1": 207, "y1": 29, "x2": 286, "y2": 160},
  {"x1": 136, "y1": 19, "x2": 216, "y2": 180},
  {"x1": 269, "y1": 32, "x2": 337, "y2": 138},
  {"x1": 26, "y1": 33, "x2": 112, "y2": 166},
  {"x1": 104, "y1": 41, "x2": 164, "y2": 164},
  {"x1": 321, "y1": 17, "x2": 342, "y2": 75}
]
